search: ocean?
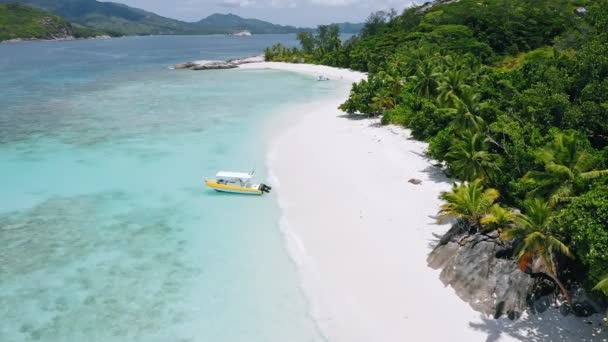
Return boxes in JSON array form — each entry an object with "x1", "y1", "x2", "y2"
[{"x1": 0, "y1": 34, "x2": 336, "y2": 341}]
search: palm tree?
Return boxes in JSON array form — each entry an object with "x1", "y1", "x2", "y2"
[
  {"x1": 436, "y1": 68, "x2": 470, "y2": 107},
  {"x1": 502, "y1": 198, "x2": 574, "y2": 302},
  {"x1": 480, "y1": 204, "x2": 519, "y2": 232},
  {"x1": 371, "y1": 93, "x2": 396, "y2": 113},
  {"x1": 451, "y1": 89, "x2": 488, "y2": 132},
  {"x1": 438, "y1": 179, "x2": 500, "y2": 231},
  {"x1": 410, "y1": 60, "x2": 440, "y2": 99},
  {"x1": 445, "y1": 131, "x2": 499, "y2": 182},
  {"x1": 522, "y1": 132, "x2": 608, "y2": 206},
  {"x1": 398, "y1": 45, "x2": 435, "y2": 78}
]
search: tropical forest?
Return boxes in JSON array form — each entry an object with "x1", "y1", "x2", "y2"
[{"x1": 266, "y1": 0, "x2": 608, "y2": 320}]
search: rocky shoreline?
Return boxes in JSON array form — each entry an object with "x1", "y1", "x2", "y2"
[
  {"x1": 1, "y1": 35, "x2": 112, "y2": 44},
  {"x1": 427, "y1": 221, "x2": 607, "y2": 320},
  {"x1": 174, "y1": 55, "x2": 264, "y2": 70}
]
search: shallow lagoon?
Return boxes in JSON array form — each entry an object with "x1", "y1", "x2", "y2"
[{"x1": 0, "y1": 35, "x2": 332, "y2": 341}]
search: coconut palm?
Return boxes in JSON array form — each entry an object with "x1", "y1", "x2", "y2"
[
  {"x1": 480, "y1": 204, "x2": 519, "y2": 232},
  {"x1": 522, "y1": 132, "x2": 608, "y2": 206},
  {"x1": 502, "y1": 198, "x2": 573, "y2": 302},
  {"x1": 436, "y1": 68, "x2": 470, "y2": 107},
  {"x1": 398, "y1": 45, "x2": 436, "y2": 78},
  {"x1": 438, "y1": 179, "x2": 500, "y2": 231},
  {"x1": 451, "y1": 90, "x2": 488, "y2": 132},
  {"x1": 410, "y1": 60, "x2": 440, "y2": 99},
  {"x1": 445, "y1": 131, "x2": 499, "y2": 182},
  {"x1": 371, "y1": 93, "x2": 396, "y2": 113}
]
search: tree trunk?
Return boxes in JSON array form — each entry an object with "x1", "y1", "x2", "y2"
[{"x1": 545, "y1": 272, "x2": 572, "y2": 304}]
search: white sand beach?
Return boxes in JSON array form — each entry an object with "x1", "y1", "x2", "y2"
[{"x1": 239, "y1": 62, "x2": 607, "y2": 342}]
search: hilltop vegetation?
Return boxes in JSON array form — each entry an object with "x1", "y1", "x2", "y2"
[
  {"x1": 0, "y1": 3, "x2": 102, "y2": 41},
  {"x1": 0, "y1": 0, "x2": 190, "y2": 35},
  {"x1": 196, "y1": 13, "x2": 299, "y2": 34},
  {"x1": 267, "y1": 0, "x2": 608, "y2": 317}
]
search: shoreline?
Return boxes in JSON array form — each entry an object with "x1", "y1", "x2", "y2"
[
  {"x1": 0, "y1": 35, "x2": 112, "y2": 44},
  {"x1": 239, "y1": 62, "x2": 607, "y2": 341}
]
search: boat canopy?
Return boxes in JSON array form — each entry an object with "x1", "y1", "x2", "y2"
[{"x1": 216, "y1": 171, "x2": 253, "y2": 180}]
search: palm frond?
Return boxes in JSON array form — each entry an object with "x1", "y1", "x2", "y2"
[
  {"x1": 482, "y1": 188, "x2": 500, "y2": 207},
  {"x1": 480, "y1": 204, "x2": 518, "y2": 231},
  {"x1": 594, "y1": 277, "x2": 608, "y2": 295},
  {"x1": 545, "y1": 163, "x2": 574, "y2": 180},
  {"x1": 580, "y1": 169, "x2": 608, "y2": 179},
  {"x1": 547, "y1": 235, "x2": 573, "y2": 258},
  {"x1": 501, "y1": 227, "x2": 529, "y2": 240},
  {"x1": 437, "y1": 179, "x2": 499, "y2": 227},
  {"x1": 521, "y1": 198, "x2": 552, "y2": 231},
  {"x1": 548, "y1": 184, "x2": 574, "y2": 207}
]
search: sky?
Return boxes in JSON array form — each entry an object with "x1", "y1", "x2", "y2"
[{"x1": 104, "y1": 0, "x2": 417, "y2": 27}]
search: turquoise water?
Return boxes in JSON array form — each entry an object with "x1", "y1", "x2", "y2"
[{"x1": 0, "y1": 35, "x2": 333, "y2": 341}]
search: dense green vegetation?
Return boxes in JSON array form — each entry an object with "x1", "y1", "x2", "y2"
[
  {"x1": 0, "y1": 0, "x2": 196, "y2": 35},
  {"x1": 0, "y1": 0, "x2": 363, "y2": 36},
  {"x1": 268, "y1": 0, "x2": 608, "y2": 313},
  {"x1": 0, "y1": 3, "x2": 103, "y2": 41}
]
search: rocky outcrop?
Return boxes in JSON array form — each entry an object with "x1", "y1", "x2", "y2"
[
  {"x1": 427, "y1": 222, "x2": 534, "y2": 319},
  {"x1": 174, "y1": 60, "x2": 238, "y2": 70},
  {"x1": 569, "y1": 286, "x2": 606, "y2": 317},
  {"x1": 38, "y1": 17, "x2": 73, "y2": 39},
  {"x1": 175, "y1": 55, "x2": 264, "y2": 70},
  {"x1": 416, "y1": 0, "x2": 461, "y2": 14},
  {"x1": 429, "y1": 221, "x2": 608, "y2": 320},
  {"x1": 226, "y1": 55, "x2": 265, "y2": 64}
]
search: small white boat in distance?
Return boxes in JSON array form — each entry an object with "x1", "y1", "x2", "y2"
[
  {"x1": 205, "y1": 171, "x2": 271, "y2": 195},
  {"x1": 318, "y1": 75, "x2": 330, "y2": 81},
  {"x1": 231, "y1": 30, "x2": 252, "y2": 36}
]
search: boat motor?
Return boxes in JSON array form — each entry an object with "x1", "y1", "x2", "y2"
[{"x1": 259, "y1": 184, "x2": 272, "y2": 193}]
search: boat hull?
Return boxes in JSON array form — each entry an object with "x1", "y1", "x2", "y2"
[{"x1": 205, "y1": 179, "x2": 263, "y2": 195}]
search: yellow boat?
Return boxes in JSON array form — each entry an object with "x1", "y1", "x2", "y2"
[{"x1": 205, "y1": 171, "x2": 271, "y2": 195}]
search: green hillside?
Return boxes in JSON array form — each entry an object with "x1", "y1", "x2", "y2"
[
  {"x1": 0, "y1": 0, "x2": 364, "y2": 36},
  {"x1": 196, "y1": 13, "x2": 300, "y2": 34},
  {"x1": 0, "y1": 3, "x2": 102, "y2": 41},
  {"x1": 195, "y1": 14, "x2": 363, "y2": 34},
  {"x1": 0, "y1": 0, "x2": 195, "y2": 35}
]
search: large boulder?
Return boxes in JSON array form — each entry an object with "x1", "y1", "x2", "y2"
[
  {"x1": 174, "y1": 60, "x2": 238, "y2": 70},
  {"x1": 175, "y1": 55, "x2": 265, "y2": 70},
  {"x1": 226, "y1": 55, "x2": 265, "y2": 64},
  {"x1": 570, "y1": 286, "x2": 606, "y2": 317},
  {"x1": 427, "y1": 222, "x2": 534, "y2": 319}
]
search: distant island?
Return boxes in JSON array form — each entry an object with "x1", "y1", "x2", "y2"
[
  {"x1": 0, "y1": 3, "x2": 106, "y2": 42},
  {"x1": 0, "y1": 0, "x2": 364, "y2": 40}
]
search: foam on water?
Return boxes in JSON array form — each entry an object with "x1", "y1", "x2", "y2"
[{"x1": 0, "y1": 35, "x2": 336, "y2": 342}]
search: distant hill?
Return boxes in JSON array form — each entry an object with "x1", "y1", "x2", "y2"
[
  {"x1": 195, "y1": 14, "x2": 363, "y2": 34},
  {"x1": 0, "y1": 0, "x2": 364, "y2": 36},
  {"x1": 195, "y1": 13, "x2": 301, "y2": 34},
  {"x1": 0, "y1": 3, "x2": 103, "y2": 41},
  {"x1": 0, "y1": 0, "x2": 196, "y2": 35}
]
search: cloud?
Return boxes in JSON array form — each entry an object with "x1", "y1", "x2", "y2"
[
  {"x1": 268, "y1": 0, "x2": 297, "y2": 8},
  {"x1": 308, "y1": 0, "x2": 358, "y2": 6},
  {"x1": 216, "y1": 0, "x2": 257, "y2": 7}
]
